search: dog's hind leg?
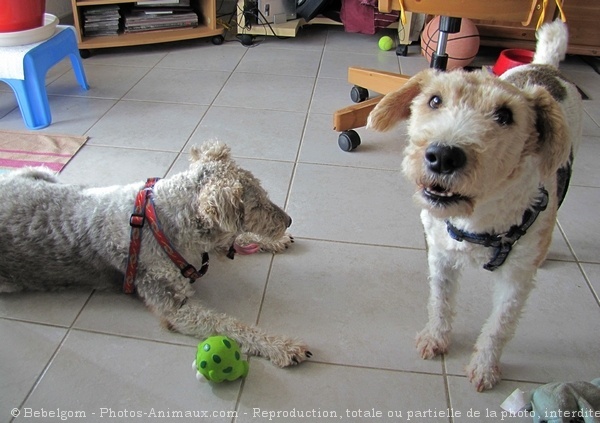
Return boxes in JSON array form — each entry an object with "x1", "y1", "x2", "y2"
[
  {"x1": 9, "y1": 166, "x2": 59, "y2": 183},
  {"x1": 466, "y1": 268, "x2": 536, "y2": 392},
  {"x1": 417, "y1": 248, "x2": 461, "y2": 359},
  {"x1": 135, "y1": 273, "x2": 311, "y2": 367}
]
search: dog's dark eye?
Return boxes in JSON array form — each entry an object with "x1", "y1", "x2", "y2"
[
  {"x1": 493, "y1": 107, "x2": 513, "y2": 126},
  {"x1": 429, "y1": 95, "x2": 442, "y2": 109}
]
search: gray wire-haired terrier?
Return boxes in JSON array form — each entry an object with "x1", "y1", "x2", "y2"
[
  {"x1": 0, "y1": 141, "x2": 311, "y2": 367},
  {"x1": 367, "y1": 20, "x2": 581, "y2": 391}
]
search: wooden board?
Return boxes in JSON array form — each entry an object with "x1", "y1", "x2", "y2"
[{"x1": 378, "y1": 0, "x2": 538, "y2": 25}]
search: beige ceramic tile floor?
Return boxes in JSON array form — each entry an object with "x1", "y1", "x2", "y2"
[{"x1": 1, "y1": 23, "x2": 599, "y2": 423}]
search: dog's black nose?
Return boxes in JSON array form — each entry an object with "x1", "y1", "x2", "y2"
[
  {"x1": 425, "y1": 144, "x2": 466, "y2": 174},
  {"x1": 287, "y1": 216, "x2": 292, "y2": 228}
]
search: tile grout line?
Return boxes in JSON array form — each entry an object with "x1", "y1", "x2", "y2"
[
  {"x1": 77, "y1": 63, "x2": 158, "y2": 139},
  {"x1": 282, "y1": 29, "x2": 329, "y2": 212},
  {"x1": 156, "y1": 49, "x2": 248, "y2": 177},
  {"x1": 556, "y1": 220, "x2": 600, "y2": 308},
  {"x1": 442, "y1": 355, "x2": 454, "y2": 423},
  {"x1": 167, "y1": 45, "x2": 252, "y2": 174},
  {"x1": 9, "y1": 290, "x2": 97, "y2": 423}
]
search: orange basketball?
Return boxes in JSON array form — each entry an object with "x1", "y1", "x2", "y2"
[{"x1": 421, "y1": 17, "x2": 480, "y2": 70}]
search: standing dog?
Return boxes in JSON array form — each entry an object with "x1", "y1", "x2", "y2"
[
  {"x1": 367, "y1": 20, "x2": 581, "y2": 391},
  {"x1": 0, "y1": 141, "x2": 311, "y2": 367}
]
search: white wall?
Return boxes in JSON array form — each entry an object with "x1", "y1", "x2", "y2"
[{"x1": 46, "y1": 0, "x2": 73, "y2": 20}]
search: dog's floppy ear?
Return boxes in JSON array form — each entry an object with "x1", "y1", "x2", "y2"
[
  {"x1": 366, "y1": 69, "x2": 429, "y2": 132},
  {"x1": 190, "y1": 141, "x2": 231, "y2": 164},
  {"x1": 527, "y1": 85, "x2": 571, "y2": 179},
  {"x1": 197, "y1": 180, "x2": 243, "y2": 233}
]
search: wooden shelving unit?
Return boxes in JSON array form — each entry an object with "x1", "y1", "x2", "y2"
[{"x1": 71, "y1": 0, "x2": 223, "y2": 56}]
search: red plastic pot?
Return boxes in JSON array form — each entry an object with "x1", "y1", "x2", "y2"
[
  {"x1": 0, "y1": 0, "x2": 46, "y2": 33},
  {"x1": 492, "y1": 49, "x2": 535, "y2": 76}
]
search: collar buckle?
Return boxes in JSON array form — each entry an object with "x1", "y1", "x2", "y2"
[{"x1": 129, "y1": 213, "x2": 145, "y2": 228}]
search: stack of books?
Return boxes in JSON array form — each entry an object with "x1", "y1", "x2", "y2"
[
  {"x1": 83, "y1": 5, "x2": 121, "y2": 37},
  {"x1": 123, "y1": 0, "x2": 199, "y2": 33}
]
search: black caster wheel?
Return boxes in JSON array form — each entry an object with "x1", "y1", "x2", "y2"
[
  {"x1": 79, "y1": 49, "x2": 91, "y2": 59},
  {"x1": 212, "y1": 35, "x2": 224, "y2": 45},
  {"x1": 350, "y1": 86, "x2": 369, "y2": 103},
  {"x1": 338, "y1": 130, "x2": 361, "y2": 152},
  {"x1": 396, "y1": 44, "x2": 408, "y2": 56},
  {"x1": 239, "y1": 34, "x2": 254, "y2": 46}
]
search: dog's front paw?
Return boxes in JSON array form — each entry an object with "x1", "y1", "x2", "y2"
[
  {"x1": 260, "y1": 233, "x2": 294, "y2": 254},
  {"x1": 235, "y1": 233, "x2": 294, "y2": 254},
  {"x1": 416, "y1": 328, "x2": 449, "y2": 359},
  {"x1": 266, "y1": 336, "x2": 312, "y2": 367},
  {"x1": 466, "y1": 356, "x2": 501, "y2": 392}
]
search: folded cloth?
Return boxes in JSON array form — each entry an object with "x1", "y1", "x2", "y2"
[{"x1": 531, "y1": 378, "x2": 600, "y2": 423}]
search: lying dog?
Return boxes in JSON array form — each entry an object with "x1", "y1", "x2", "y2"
[
  {"x1": 0, "y1": 141, "x2": 310, "y2": 367},
  {"x1": 367, "y1": 20, "x2": 581, "y2": 391}
]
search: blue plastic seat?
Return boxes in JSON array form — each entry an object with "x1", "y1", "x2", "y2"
[{"x1": 0, "y1": 26, "x2": 89, "y2": 129}]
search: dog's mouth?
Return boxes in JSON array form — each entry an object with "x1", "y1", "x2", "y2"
[{"x1": 421, "y1": 183, "x2": 471, "y2": 206}]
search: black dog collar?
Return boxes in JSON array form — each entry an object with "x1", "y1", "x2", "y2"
[{"x1": 445, "y1": 188, "x2": 549, "y2": 271}]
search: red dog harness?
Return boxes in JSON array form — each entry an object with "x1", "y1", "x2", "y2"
[{"x1": 123, "y1": 178, "x2": 209, "y2": 294}]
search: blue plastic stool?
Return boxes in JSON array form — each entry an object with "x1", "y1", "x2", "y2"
[{"x1": 0, "y1": 26, "x2": 89, "y2": 129}]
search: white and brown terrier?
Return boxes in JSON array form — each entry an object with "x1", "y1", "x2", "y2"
[{"x1": 367, "y1": 20, "x2": 582, "y2": 391}]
